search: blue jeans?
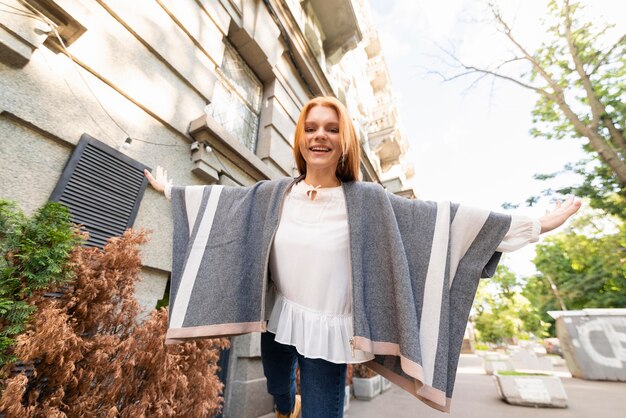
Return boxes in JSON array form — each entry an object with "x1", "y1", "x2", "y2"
[{"x1": 261, "y1": 332, "x2": 347, "y2": 418}]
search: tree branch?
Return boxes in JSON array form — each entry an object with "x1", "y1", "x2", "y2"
[
  {"x1": 492, "y1": 1, "x2": 626, "y2": 185},
  {"x1": 563, "y1": 0, "x2": 604, "y2": 131},
  {"x1": 551, "y1": 94, "x2": 626, "y2": 185},
  {"x1": 491, "y1": 2, "x2": 626, "y2": 186},
  {"x1": 602, "y1": 115, "x2": 626, "y2": 155},
  {"x1": 451, "y1": 65, "x2": 547, "y2": 93},
  {"x1": 490, "y1": 5, "x2": 565, "y2": 99},
  {"x1": 588, "y1": 35, "x2": 625, "y2": 76},
  {"x1": 433, "y1": 45, "x2": 548, "y2": 94},
  {"x1": 561, "y1": 1, "x2": 625, "y2": 155}
]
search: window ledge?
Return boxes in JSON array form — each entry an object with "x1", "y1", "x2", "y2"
[{"x1": 188, "y1": 114, "x2": 280, "y2": 183}]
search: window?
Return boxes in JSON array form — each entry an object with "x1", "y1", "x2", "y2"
[{"x1": 205, "y1": 43, "x2": 263, "y2": 153}]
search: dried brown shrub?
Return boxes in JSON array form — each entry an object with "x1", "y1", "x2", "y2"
[
  {"x1": 352, "y1": 364, "x2": 377, "y2": 379},
  {"x1": 0, "y1": 230, "x2": 229, "y2": 417}
]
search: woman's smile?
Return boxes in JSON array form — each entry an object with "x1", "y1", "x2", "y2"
[{"x1": 300, "y1": 105, "x2": 342, "y2": 174}]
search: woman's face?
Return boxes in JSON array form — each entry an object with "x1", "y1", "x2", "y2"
[{"x1": 299, "y1": 105, "x2": 342, "y2": 176}]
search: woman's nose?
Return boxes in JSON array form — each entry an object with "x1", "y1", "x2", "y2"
[{"x1": 313, "y1": 128, "x2": 327, "y2": 139}]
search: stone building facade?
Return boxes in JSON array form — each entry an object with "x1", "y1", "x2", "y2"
[{"x1": 0, "y1": 0, "x2": 413, "y2": 416}]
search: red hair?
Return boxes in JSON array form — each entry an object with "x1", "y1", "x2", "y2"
[{"x1": 293, "y1": 96, "x2": 361, "y2": 182}]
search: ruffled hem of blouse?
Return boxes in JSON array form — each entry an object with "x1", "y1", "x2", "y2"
[{"x1": 267, "y1": 293, "x2": 374, "y2": 364}]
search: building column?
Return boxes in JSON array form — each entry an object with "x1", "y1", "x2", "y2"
[{"x1": 223, "y1": 333, "x2": 274, "y2": 418}]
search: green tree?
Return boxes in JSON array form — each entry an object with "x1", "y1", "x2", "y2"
[
  {"x1": 473, "y1": 265, "x2": 549, "y2": 344},
  {"x1": 0, "y1": 200, "x2": 82, "y2": 368},
  {"x1": 444, "y1": 0, "x2": 626, "y2": 218},
  {"x1": 528, "y1": 0, "x2": 626, "y2": 219},
  {"x1": 525, "y1": 214, "x2": 626, "y2": 332}
]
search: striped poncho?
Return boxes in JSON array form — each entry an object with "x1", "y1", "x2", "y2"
[{"x1": 165, "y1": 177, "x2": 511, "y2": 412}]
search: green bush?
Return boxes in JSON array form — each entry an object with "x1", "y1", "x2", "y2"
[
  {"x1": 0, "y1": 199, "x2": 83, "y2": 368},
  {"x1": 474, "y1": 342, "x2": 489, "y2": 351}
]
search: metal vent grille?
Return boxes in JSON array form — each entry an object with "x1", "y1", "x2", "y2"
[{"x1": 50, "y1": 134, "x2": 150, "y2": 247}]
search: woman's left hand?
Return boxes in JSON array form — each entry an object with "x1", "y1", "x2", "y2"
[{"x1": 539, "y1": 196, "x2": 582, "y2": 234}]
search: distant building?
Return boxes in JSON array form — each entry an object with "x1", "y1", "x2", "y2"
[{"x1": 0, "y1": 0, "x2": 414, "y2": 415}]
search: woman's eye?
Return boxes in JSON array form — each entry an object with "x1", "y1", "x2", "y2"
[
  {"x1": 329, "y1": 128, "x2": 339, "y2": 133},
  {"x1": 305, "y1": 128, "x2": 315, "y2": 133}
]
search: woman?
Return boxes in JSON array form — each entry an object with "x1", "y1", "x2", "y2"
[{"x1": 145, "y1": 96, "x2": 580, "y2": 418}]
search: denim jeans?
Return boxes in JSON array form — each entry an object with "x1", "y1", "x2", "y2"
[{"x1": 261, "y1": 332, "x2": 347, "y2": 418}]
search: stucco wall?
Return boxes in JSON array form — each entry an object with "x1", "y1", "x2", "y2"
[
  {"x1": 0, "y1": 0, "x2": 301, "y2": 278},
  {"x1": 0, "y1": 1, "x2": 381, "y2": 416}
]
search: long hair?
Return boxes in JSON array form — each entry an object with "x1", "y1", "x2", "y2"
[{"x1": 293, "y1": 96, "x2": 361, "y2": 182}]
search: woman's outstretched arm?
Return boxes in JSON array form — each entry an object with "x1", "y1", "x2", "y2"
[
  {"x1": 496, "y1": 197, "x2": 581, "y2": 253},
  {"x1": 538, "y1": 196, "x2": 582, "y2": 234}
]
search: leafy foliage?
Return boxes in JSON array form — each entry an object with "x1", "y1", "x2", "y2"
[
  {"x1": 0, "y1": 200, "x2": 82, "y2": 367},
  {"x1": 447, "y1": 1, "x2": 626, "y2": 217},
  {"x1": 0, "y1": 229, "x2": 229, "y2": 417},
  {"x1": 524, "y1": 214, "x2": 626, "y2": 333},
  {"x1": 524, "y1": 0, "x2": 626, "y2": 217},
  {"x1": 473, "y1": 265, "x2": 549, "y2": 344}
]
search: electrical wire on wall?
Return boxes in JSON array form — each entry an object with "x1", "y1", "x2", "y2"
[
  {"x1": 2, "y1": 0, "x2": 186, "y2": 149},
  {"x1": 2, "y1": 0, "x2": 246, "y2": 181}
]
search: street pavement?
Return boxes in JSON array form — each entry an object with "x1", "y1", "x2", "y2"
[{"x1": 347, "y1": 354, "x2": 626, "y2": 418}]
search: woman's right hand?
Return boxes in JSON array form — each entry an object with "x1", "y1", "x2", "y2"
[{"x1": 144, "y1": 166, "x2": 173, "y2": 195}]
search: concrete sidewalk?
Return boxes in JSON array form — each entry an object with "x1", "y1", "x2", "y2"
[{"x1": 347, "y1": 354, "x2": 626, "y2": 418}]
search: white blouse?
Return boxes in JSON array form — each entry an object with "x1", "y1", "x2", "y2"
[{"x1": 266, "y1": 180, "x2": 540, "y2": 364}]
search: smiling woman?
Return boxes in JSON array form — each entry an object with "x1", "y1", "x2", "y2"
[
  {"x1": 293, "y1": 96, "x2": 361, "y2": 187},
  {"x1": 144, "y1": 96, "x2": 579, "y2": 418}
]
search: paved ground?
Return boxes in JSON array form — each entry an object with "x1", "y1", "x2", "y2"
[{"x1": 347, "y1": 354, "x2": 626, "y2": 418}]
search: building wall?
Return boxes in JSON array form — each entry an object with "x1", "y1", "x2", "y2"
[{"x1": 0, "y1": 0, "x2": 414, "y2": 416}]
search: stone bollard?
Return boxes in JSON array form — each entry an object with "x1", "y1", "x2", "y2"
[
  {"x1": 352, "y1": 375, "x2": 382, "y2": 400},
  {"x1": 483, "y1": 352, "x2": 514, "y2": 375},
  {"x1": 510, "y1": 349, "x2": 554, "y2": 372},
  {"x1": 549, "y1": 309, "x2": 626, "y2": 381},
  {"x1": 493, "y1": 371, "x2": 567, "y2": 408}
]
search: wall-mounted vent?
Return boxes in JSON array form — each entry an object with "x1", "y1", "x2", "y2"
[{"x1": 50, "y1": 134, "x2": 149, "y2": 247}]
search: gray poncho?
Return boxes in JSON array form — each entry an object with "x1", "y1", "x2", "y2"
[{"x1": 165, "y1": 177, "x2": 511, "y2": 412}]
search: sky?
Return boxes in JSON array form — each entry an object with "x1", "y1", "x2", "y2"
[{"x1": 368, "y1": 0, "x2": 625, "y2": 277}]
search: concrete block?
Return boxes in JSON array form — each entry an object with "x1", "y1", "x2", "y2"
[
  {"x1": 549, "y1": 356, "x2": 566, "y2": 367},
  {"x1": 232, "y1": 357, "x2": 266, "y2": 382},
  {"x1": 554, "y1": 312, "x2": 626, "y2": 381},
  {"x1": 380, "y1": 377, "x2": 392, "y2": 392},
  {"x1": 353, "y1": 375, "x2": 381, "y2": 400},
  {"x1": 224, "y1": 333, "x2": 273, "y2": 418},
  {"x1": 224, "y1": 377, "x2": 274, "y2": 418},
  {"x1": 493, "y1": 372, "x2": 567, "y2": 408},
  {"x1": 232, "y1": 333, "x2": 262, "y2": 358},
  {"x1": 482, "y1": 353, "x2": 513, "y2": 375},
  {"x1": 510, "y1": 350, "x2": 554, "y2": 372}
]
